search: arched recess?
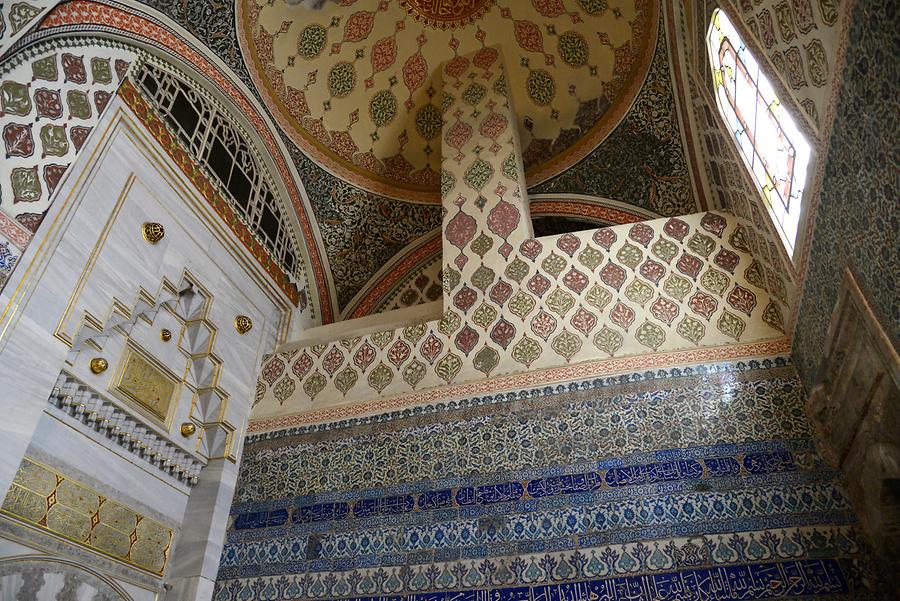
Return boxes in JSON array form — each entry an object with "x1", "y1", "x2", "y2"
[
  {"x1": 0, "y1": 555, "x2": 134, "y2": 600},
  {"x1": 0, "y1": 35, "x2": 312, "y2": 310},
  {"x1": 18, "y1": 0, "x2": 339, "y2": 323}
]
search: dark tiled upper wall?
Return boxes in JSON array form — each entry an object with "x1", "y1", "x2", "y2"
[{"x1": 793, "y1": 0, "x2": 900, "y2": 386}]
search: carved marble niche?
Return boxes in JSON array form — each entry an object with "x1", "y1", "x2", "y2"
[
  {"x1": 0, "y1": 557, "x2": 131, "y2": 600},
  {"x1": 809, "y1": 268, "x2": 899, "y2": 585}
]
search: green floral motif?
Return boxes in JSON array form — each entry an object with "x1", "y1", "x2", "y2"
[
  {"x1": 90, "y1": 57, "x2": 112, "y2": 84},
  {"x1": 511, "y1": 335, "x2": 542, "y2": 367},
  {"x1": 340, "y1": 337, "x2": 362, "y2": 350},
  {"x1": 311, "y1": 344, "x2": 327, "y2": 356},
  {"x1": 676, "y1": 316, "x2": 706, "y2": 345},
  {"x1": 594, "y1": 326, "x2": 623, "y2": 355},
  {"x1": 472, "y1": 303, "x2": 498, "y2": 329},
  {"x1": 66, "y1": 90, "x2": 91, "y2": 119},
  {"x1": 551, "y1": 329, "x2": 582, "y2": 362},
  {"x1": 717, "y1": 310, "x2": 746, "y2": 341},
  {"x1": 577, "y1": 0, "x2": 608, "y2": 15},
  {"x1": 402, "y1": 324, "x2": 428, "y2": 344},
  {"x1": 40, "y1": 124, "x2": 69, "y2": 156},
  {"x1": 438, "y1": 310, "x2": 462, "y2": 335},
  {"x1": 493, "y1": 73, "x2": 508, "y2": 97},
  {"x1": 11, "y1": 167, "x2": 41, "y2": 202},
  {"x1": 527, "y1": 70, "x2": 555, "y2": 107},
  {"x1": 370, "y1": 90, "x2": 398, "y2": 128},
  {"x1": 762, "y1": 301, "x2": 785, "y2": 333},
  {"x1": 541, "y1": 253, "x2": 567, "y2": 277},
  {"x1": 334, "y1": 367, "x2": 358, "y2": 396},
  {"x1": 1, "y1": 81, "x2": 32, "y2": 116},
  {"x1": 435, "y1": 352, "x2": 462, "y2": 384},
  {"x1": 464, "y1": 159, "x2": 494, "y2": 191},
  {"x1": 585, "y1": 284, "x2": 612, "y2": 311},
  {"x1": 509, "y1": 291, "x2": 536, "y2": 320},
  {"x1": 505, "y1": 257, "x2": 530, "y2": 283},
  {"x1": 444, "y1": 267, "x2": 461, "y2": 292},
  {"x1": 502, "y1": 153, "x2": 518, "y2": 182},
  {"x1": 303, "y1": 371, "x2": 326, "y2": 400},
  {"x1": 402, "y1": 359, "x2": 426, "y2": 388},
  {"x1": 577, "y1": 246, "x2": 604, "y2": 271},
  {"x1": 558, "y1": 32, "x2": 588, "y2": 68},
  {"x1": 367, "y1": 362, "x2": 393, "y2": 393},
  {"x1": 743, "y1": 261, "x2": 767, "y2": 291},
  {"x1": 327, "y1": 62, "x2": 356, "y2": 98},
  {"x1": 700, "y1": 268, "x2": 730, "y2": 296},
  {"x1": 663, "y1": 273, "x2": 693, "y2": 301},
  {"x1": 371, "y1": 329, "x2": 395, "y2": 349},
  {"x1": 687, "y1": 232, "x2": 716, "y2": 258},
  {"x1": 473, "y1": 346, "x2": 500, "y2": 376},
  {"x1": 616, "y1": 243, "x2": 643, "y2": 270},
  {"x1": 546, "y1": 289, "x2": 575, "y2": 316},
  {"x1": 636, "y1": 321, "x2": 666, "y2": 350},
  {"x1": 298, "y1": 24, "x2": 328, "y2": 58},
  {"x1": 624, "y1": 279, "x2": 654, "y2": 307},
  {"x1": 470, "y1": 233, "x2": 494, "y2": 258},
  {"x1": 728, "y1": 226, "x2": 751, "y2": 253},
  {"x1": 471, "y1": 265, "x2": 496, "y2": 292},
  {"x1": 652, "y1": 238, "x2": 678, "y2": 263},
  {"x1": 10, "y1": 2, "x2": 42, "y2": 33},
  {"x1": 462, "y1": 83, "x2": 486, "y2": 106},
  {"x1": 32, "y1": 55, "x2": 59, "y2": 81},
  {"x1": 415, "y1": 104, "x2": 442, "y2": 140}
]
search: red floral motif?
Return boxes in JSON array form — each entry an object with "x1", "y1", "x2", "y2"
[
  {"x1": 531, "y1": 0, "x2": 566, "y2": 17},
  {"x1": 727, "y1": 285, "x2": 758, "y2": 316},
  {"x1": 3, "y1": 123, "x2": 34, "y2": 158},
  {"x1": 513, "y1": 19, "x2": 544, "y2": 53},
  {"x1": 353, "y1": 342, "x2": 376, "y2": 371},
  {"x1": 593, "y1": 228, "x2": 617, "y2": 251},
  {"x1": 701, "y1": 212, "x2": 728, "y2": 237},
  {"x1": 453, "y1": 285, "x2": 478, "y2": 312},
  {"x1": 600, "y1": 262, "x2": 626, "y2": 291},
  {"x1": 487, "y1": 199, "x2": 521, "y2": 241},
  {"x1": 479, "y1": 112, "x2": 508, "y2": 141},
  {"x1": 489, "y1": 280, "x2": 513, "y2": 305},
  {"x1": 343, "y1": 10, "x2": 375, "y2": 42},
  {"x1": 519, "y1": 238, "x2": 543, "y2": 261},
  {"x1": 650, "y1": 297, "x2": 680, "y2": 325},
  {"x1": 444, "y1": 55, "x2": 470, "y2": 79},
  {"x1": 676, "y1": 252, "x2": 703, "y2": 280},
  {"x1": 628, "y1": 223, "x2": 655, "y2": 247},
  {"x1": 322, "y1": 346, "x2": 345, "y2": 376},
  {"x1": 530, "y1": 310, "x2": 558, "y2": 340},
  {"x1": 610, "y1": 302, "x2": 636, "y2": 331},
  {"x1": 262, "y1": 356, "x2": 285, "y2": 385},
  {"x1": 562, "y1": 267, "x2": 589, "y2": 294},
  {"x1": 43, "y1": 164, "x2": 68, "y2": 195},
  {"x1": 663, "y1": 218, "x2": 690, "y2": 241},
  {"x1": 445, "y1": 119, "x2": 473, "y2": 151},
  {"x1": 93, "y1": 90, "x2": 112, "y2": 114},
  {"x1": 69, "y1": 126, "x2": 92, "y2": 152},
  {"x1": 371, "y1": 36, "x2": 397, "y2": 73},
  {"x1": 420, "y1": 333, "x2": 444, "y2": 363},
  {"x1": 446, "y1": 209, "x2": 477, "y2": 270},
  {"x1": 489, "y1": 318, "x2": 516, "y2": 349},
  {"x1": 688, "y1": 291, "x2": 719, "y2": 320},
  {"x1": 34, "y1": 89, "x2": 63, "y2": 119},
  {"x1": 527, "y1": 273, "x2": 551, "y2": 297},
  {"x1": 403, "y1": 52, "x2": 428, "y2": 94},
  {"x1": 713, "y1": 248, "x2": 740, "y2": 274},
  {"x1": 62, "y1": 53, "x2": 87, "y2": 84},
  {"x1": 556, "y1": 233, "x2": 581, "y2": 257},
  {"x1": 387, "y1": 339, "x2": 412, "y2": 368},
  {"x1": 454, "y1": 325, "x2": 479, "y2": 355},
  {"x1": 639, "y1": 259, "x2": 666, "y2": 285},
  {"x1": 473, "y1": 47, "x2": 499, "y2": 70},
  {"x1": 571, "y1": 307, "x2": 598, "y2": 336}
]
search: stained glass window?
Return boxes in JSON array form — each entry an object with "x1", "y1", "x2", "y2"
[{"x1": 707, "y1": 9, "x2": 810, "y2": 253}]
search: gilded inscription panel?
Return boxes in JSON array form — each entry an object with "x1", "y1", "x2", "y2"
[{"x1": 113, "y1": 345, "x2": 178, "y2": 426}]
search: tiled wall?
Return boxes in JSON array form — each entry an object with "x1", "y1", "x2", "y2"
[
  {"x1": 215, "y1": 357, "x2": 888, "y2": 599},
  {"x1": 792, "y1": 0, "x2": 899, "y2": 388}
]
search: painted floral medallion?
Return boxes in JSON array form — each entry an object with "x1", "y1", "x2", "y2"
[{"x1": 238, "y1": 0, "x2": 657, "y2": 201}]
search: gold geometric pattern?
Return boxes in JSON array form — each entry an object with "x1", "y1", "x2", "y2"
[{"x1": 1, "y1": 458, "x2": 173, "y2": 575}]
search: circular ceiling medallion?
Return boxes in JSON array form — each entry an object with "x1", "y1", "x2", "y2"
[
  {"x1": 238, "y1": 0, "x2": 657, "y2": 202},
  {"x1": 399, "y1": 0, "x2": 496, "y2": 30}
]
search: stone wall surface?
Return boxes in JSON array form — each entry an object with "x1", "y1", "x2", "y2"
[{"x1": 215, "y1": 357, "x2": 891, "y2": 600}]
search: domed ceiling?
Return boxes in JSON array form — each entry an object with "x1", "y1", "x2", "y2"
[{"x1": 238, "y1": 0, "x2": 658, "y2": 202}]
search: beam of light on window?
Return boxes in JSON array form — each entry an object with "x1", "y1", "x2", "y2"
[{"x1": 707, "y1": 9, "x2": 811, "y2": 254}]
